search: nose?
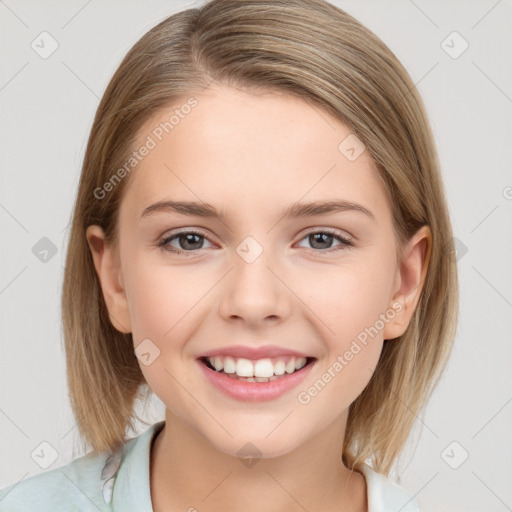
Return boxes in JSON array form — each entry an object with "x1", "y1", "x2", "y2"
[{"x1": 217, "y1": 242, "x2": 293, "y2": 327}]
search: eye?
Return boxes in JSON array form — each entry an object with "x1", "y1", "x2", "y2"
[
  {"x1": 157, "y1": 227, "x2": 353, "y2": 257},
  {"x1": 157, "y1": 230, "x2": 213, "y2": 256},
  {"x1": 296, "y1": 229, "x2": 353, "y2": 254}
]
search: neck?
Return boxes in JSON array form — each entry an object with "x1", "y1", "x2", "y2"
[{"x1": 149, "y1": 410, "x2": 367, "y2": 512}]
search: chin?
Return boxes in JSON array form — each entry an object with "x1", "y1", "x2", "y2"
[
  {"x1": 202, "y1": 422, "x2": 304, "y2": 461},
  {"x1": 218, "y1": 439, "x2": 297, "y2": 461}
]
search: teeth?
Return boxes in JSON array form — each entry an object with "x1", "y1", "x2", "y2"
[
  {"x1": 285, "y1": 359, "x2": 296, "y2": 374},
  {"x1": 205, "y1": 355, "x2": 311, "y2": 379},
  {"x1": 273, "y1": 360, "x2": 286, "y2": 375},
  {"x1": 229, "y1": 374, "x2": 280, "y2": 382},
  {"x1": 295, "y1": 357, "x2": 307, "y2": 370},
  {"x1": 254, "y1": 359, "x2": 274, "y2": 378},
  {"x1": 236, "y1": 358, "x2": 254, "y2": 377},
  {"x1": 223, "y1": 356, "x2": 236, "y2": 374}
]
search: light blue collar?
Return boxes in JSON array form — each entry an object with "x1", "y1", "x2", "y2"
[{"x1": 109, "y1": 420, "x2": 165, "y2": 511}]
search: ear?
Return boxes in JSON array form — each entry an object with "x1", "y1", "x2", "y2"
[
  {"x1": 85, "y1": 225, "x2": 132, "y2": 334},
  {"x1": 383, "y1": 225, "x2": 432, "y2": 340}
]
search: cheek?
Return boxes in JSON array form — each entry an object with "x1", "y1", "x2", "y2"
[
  {"x1": 295, "y1": 265, "x2": 391, "y2": 415},
  {"x1": 122, "y1": 257, "x2": 203, "y2": 409},
  {"x1": 121, "y1": 255, "x2": 214, "y2": 390},
  {"x1": 294, "y1": 256, "x2": 394, "y2": 399},
  {"x1": 122, "y1": 252, "x2": 203, "y2": 342},
  {"x1": 298, "y1": 257, "x2": 396, "y2": 345}
]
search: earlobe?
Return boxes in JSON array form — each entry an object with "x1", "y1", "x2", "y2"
[
  {"x1": 85, "y1": 225, "x2": 132, "y2": 334},
  {"x1": 383, "y1": 225, "x2": 432, "y2": 340}
]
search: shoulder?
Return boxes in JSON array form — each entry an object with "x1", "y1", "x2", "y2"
[
  {"x1": 0, "y1": 421, "x2": 163, "y2": 512},
  {"x1": 0, "y1": 448, "x2": 111, "y2": 512},
  {"x1": 359, "y1": 463, "x2": 421, "y2": 512}
]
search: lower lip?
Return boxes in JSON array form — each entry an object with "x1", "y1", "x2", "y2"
[{"x1": 197, "y1": 359, "x2": 315, "y2": 402}]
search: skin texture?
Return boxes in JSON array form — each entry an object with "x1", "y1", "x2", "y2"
[{"x1": 86, "y1": 83, "x2": 431, "y2": 512}]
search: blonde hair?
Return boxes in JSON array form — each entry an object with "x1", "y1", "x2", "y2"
[{"x1": 62, "y1": 0, "x2": 458, "y2": 476}]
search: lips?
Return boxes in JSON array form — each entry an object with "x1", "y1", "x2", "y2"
[
  {"x1": 197, "y1": 345, "x2": 316, "y2": 379},
  {"x1": 199, "y1": 344, "x2": 312, "y2": 360},
  {"x1": 197, "y1": 355, "x2": 316, "y2": 402},
  {"x1": 196, "y1": 344, "x2": 317, "y2": 401}
]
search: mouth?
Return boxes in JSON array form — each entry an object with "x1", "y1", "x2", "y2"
[{"x1": 198, "y1": 355, "x2": 317, "y2": 383}]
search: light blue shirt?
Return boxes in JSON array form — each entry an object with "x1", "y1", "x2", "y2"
[{"x1": 0, "y1": 421, "x2": 420, "y2": 511}]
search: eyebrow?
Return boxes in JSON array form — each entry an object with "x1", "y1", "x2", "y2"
[{"x1": 140, "y1": 199, "x2": 375, "y2": 221}]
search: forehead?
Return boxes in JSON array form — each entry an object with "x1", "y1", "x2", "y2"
[{"x1": 121, "y1": 84, "x2": 390, "y2": 222}]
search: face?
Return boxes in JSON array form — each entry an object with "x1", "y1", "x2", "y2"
[{"x1": 87, "y1": 83, "x2": 429, "y2": 459}]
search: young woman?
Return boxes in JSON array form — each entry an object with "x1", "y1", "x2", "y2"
[{"x1": 0, "y1": 1, "x2": 458, "y2": 510}]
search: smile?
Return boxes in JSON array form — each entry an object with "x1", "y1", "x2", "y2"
[
  {"x1": 197, "y1": 355, "x2": 317, "y2": 402},
  {"x1": 200, "y1": 355, "x2": 313, "y2": 382}
]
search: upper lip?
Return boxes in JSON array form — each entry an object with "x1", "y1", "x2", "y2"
[{"x1": 199, "y1": 344, "x2": 314, "y2": 360}]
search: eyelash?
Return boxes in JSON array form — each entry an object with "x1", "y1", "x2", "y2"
[{"x1": 157, "y1": 228, "x2": 353, "y2": 257}]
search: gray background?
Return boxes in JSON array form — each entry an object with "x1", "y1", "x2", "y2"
[{"x1": 1, "y1": 0, "x2": 511, "y2": 510}]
